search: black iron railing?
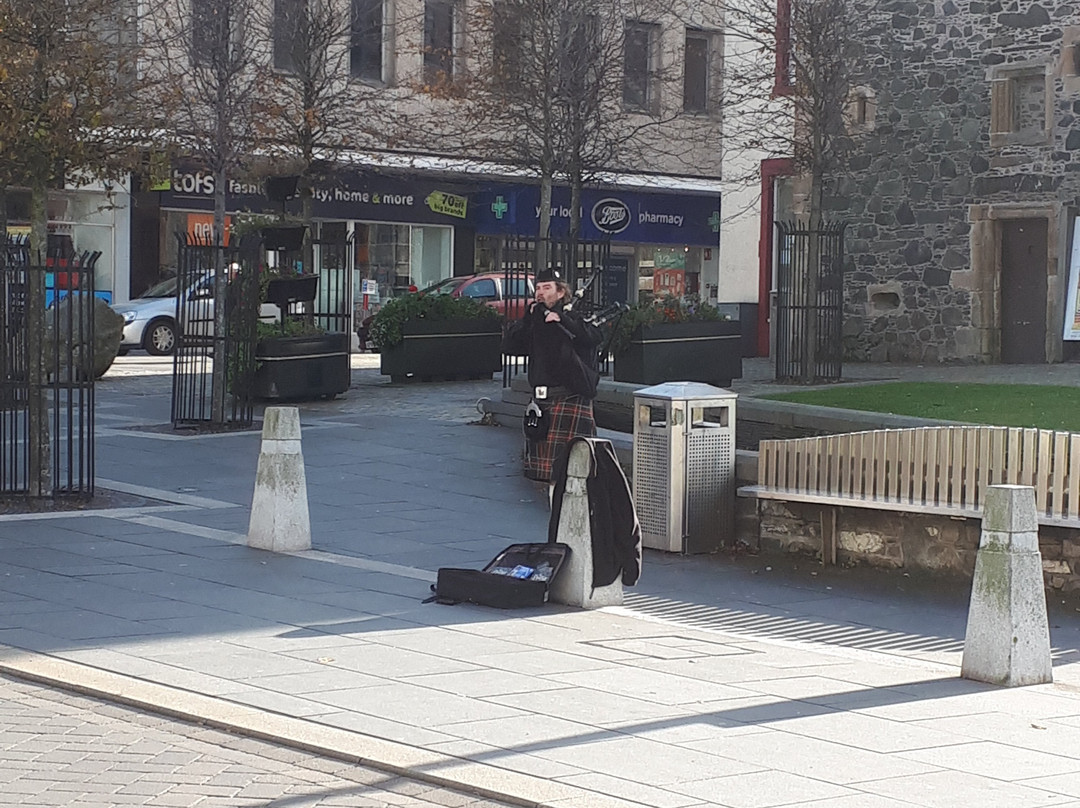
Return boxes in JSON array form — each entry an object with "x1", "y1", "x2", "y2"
[
  {"x1": 171, "y1": 234, "x2": 259, "y2": 427},
  {"x1": 0, "y1": 238, "x2": 96, "y2": 497},
  {"x1": 774, "y1": 221, "x2": 847, "y2": 383}
]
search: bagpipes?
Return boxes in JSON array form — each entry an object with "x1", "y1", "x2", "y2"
[
  {"x1": 563, "y1": 267, "x2": 629, "y2": 330},
  {"x1": 558, "y1": 267, "x2": 630, "y2": 364}
]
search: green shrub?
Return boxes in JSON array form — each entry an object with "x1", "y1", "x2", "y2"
[
  {"x1": 369, "y1": 293, "x2": 502, "y2": 350},
  {"x1": 609, "y1": 295, "x2": 724, "y2": 356},
  {"x1": 256, "y1": 319, "x2": 325, "y2": 341}
]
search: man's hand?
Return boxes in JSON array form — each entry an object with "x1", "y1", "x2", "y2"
[{"x1": 544, "y1": 310, "x2": 561, "y2": 323}]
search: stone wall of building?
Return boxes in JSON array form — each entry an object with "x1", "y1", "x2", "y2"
[
  {"x1": 756, "y1": 499, "x2": 1080, "y2": 592},
  {"x1": 831, "y1": 1, "x2": 1080, "y2": 362}
]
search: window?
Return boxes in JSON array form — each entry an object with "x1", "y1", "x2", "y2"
[
  {"x1": 273, "y1": 0, "x2": 304, "y2": 72},
  {"x1": 683, "y1": 30, "x2": 711, "y2": 112},
  {"x1": 191, "y1": 0, "x2": 219, "y2": 66},
  {"x1": 492, "y1": 2, "x2": 524, "y2": 88},
  {"x1": 990, "y1": 63, "x2": 1049, "y2": 147},
  {"x1": 506, "y1": 277, "x2": 530, "y2": 298},
  {"x1": 1012, "y1": 75, "x2": 1046, "y2": 137},
  {"x1": 623, "y1": 22, "x2": 658, "y2": 111},
  {"x1": 774, "y1": 0, "x2": 794, "y2": 95},
  {"x1": 351, "y1": 0, "x2": 384, "y2": 82},
  {"x1": 846, "y1": 86, "x2": 877, "y2": 132},
  {"x1": 464, "y1": 278, "x2": 497, "y2": 300},
  {"x1": 559, "y1": 13, "x2": 599, "y2": 99},
  {"x1": 424, "y1": 0, "x2": 457, "y2": 83}
]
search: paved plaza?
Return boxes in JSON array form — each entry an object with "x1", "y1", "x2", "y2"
[
  {"x1": 0, "y1": 674, "x2": 515, "y2": 808},
  {"x1": 5, "y1": 356, "x2": 1080, "y2": 806}
]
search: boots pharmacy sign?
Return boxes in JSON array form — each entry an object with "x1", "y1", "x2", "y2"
[
  {"x1": 472, "y1": 184, "x2": 720, "y2": 245},
  {"x1": 591, "y1": 198, "x2": 631, "y2": 234}
]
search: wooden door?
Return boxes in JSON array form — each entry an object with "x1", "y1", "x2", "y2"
[{"x1": 1000, "y1": 218, "x2": 1048, "y2": 364}]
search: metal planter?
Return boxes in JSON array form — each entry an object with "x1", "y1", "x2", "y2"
[
  {"x1": 614, "y1": 321, "x2": 743, "y2": 388},
  {"x1": 379, "y1": 319, "x2": 502, "y2": 382},
  {"x1": 251, "y1": 332, "x2": 350, "y2": 400}
]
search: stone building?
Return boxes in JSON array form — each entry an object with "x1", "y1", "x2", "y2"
[{"x1": 831, "y1": 0, "x2": 1080, "y2": 363}]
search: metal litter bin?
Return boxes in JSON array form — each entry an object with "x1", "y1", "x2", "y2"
[{"x1": 632, "y1": 382, "x2": 737, "y2": 553}]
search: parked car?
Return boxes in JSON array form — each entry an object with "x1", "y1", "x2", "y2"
[
  {"x1": 420, "y1": 272, "x2": 534, "y2": 320},
  {"x1": 113, "y1": 273, "x2": 214, "y2": 356}
]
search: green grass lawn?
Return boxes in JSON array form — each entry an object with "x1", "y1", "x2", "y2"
[{"x1": 762, "y1": 382, "x2": 1080, "y2": 431}]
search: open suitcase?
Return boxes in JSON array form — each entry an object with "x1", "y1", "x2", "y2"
[{"x1": 428, "y1": 542, "x2": 571, "y2": 608}]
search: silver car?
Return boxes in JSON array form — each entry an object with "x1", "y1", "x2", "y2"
[{"x1": 113, "y1": 274, "x2": 214, "y2": 356}]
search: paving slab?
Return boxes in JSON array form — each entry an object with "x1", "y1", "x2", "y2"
[{"x1": 7, "y1": 357, "x2": 1080, "y2": 806}]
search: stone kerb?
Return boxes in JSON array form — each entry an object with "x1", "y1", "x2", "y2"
[
  {"x1": 548, "y1": 441, "x2": 623, "y2": 609},
  {"x1": 961, "y1": 484, "x2": 1052, "y2": 687},
  {"x1": 247, "y1": 406, "x2": 312, "y2": 553}
]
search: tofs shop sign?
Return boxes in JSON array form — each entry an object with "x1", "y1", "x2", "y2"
[
  {"x1": 157, "y1": 166, "x2": 473, "y2": 226},
  {"x1": 473, "y1": 184, "x2": 719, "y2": 246}
]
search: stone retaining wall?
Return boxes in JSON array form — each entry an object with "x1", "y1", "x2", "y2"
[{"x1": 753, "y1": 498, "x2": 1080, "y2": 593}]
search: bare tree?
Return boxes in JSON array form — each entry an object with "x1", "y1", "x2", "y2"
[
  {"x1": 436, "y1": 0, "x2": 702, "y2": 268},
  {"x1": 143, "y1": 0, "x2": 269, "y2": 423},
  {"x1": 0, "y1": 0, "x2": 147, "y2": 494},
  {"x1": 259, "y1": 0, "x2": 399, "y2": 268},
  {"x1": 717, "y1": 0, "x2": 871, "y2": 379}
]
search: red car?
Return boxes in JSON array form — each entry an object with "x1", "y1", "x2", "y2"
[{"x1": 421, "y1": 272, "x2": 534, "y2": 319}]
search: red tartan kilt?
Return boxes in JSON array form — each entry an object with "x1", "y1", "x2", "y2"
[{"x1": 524, "y1": 395, "x2": 596, "y2": 482}]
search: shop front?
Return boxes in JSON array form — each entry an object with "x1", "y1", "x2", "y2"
[
  {"x1": 129, "y1": 166, "x2": 722, "y2": 351},
  {"x1": 135, "y1": 168, "x2": 474, "y2": 340},
  {"x1": 469, "y1": 182, "x2": 721, "y2": 305},
  {"x1": 6, "y1": 184, "x2": 129, "y2": 305}
]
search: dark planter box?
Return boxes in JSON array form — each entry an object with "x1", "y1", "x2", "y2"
[
  {"x1": 266, "y1": 275, "x2": 318, "y2": 308},
  {"x1": 261, "y1": 226, "x2": 308, "y2": 252},
  {"x1": 380, "y1": 319, "x2": 502, "y2": 382},
  {"x1": 252, "y1": 332, "x2": 350, "y2": 400},
  {"x1": 613, "y1": 321, "x2": 743, "y2": 388},
  {"x1": 713, "y1": 302, "x2": 760, "y2": 357}
]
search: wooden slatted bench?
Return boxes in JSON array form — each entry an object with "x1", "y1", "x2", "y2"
[{"x1": 738, "y1": 425, "x2": 1080, "y2": 563}]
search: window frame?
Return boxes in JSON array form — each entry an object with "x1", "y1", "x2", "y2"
[
  {"x1": 682, "y1": 29, "x2": 715, "y2": 114},
  {"x1": 491, "y1": 1, "x2": 524, "y2": 88},
  {"x1": 272, "y1": 0, "x2": 304, "y2": 73},
  {"x1": 623, "y1": 20, "x2": 659, "y2": 113},
  {"x1": 350, "y1": 0, "x2": 387, "y2": 83},
  {"x1": 774, "y1": 0, "x2": 794, "y2": 96},
  {"x1": 190, "y1": 0, "x2": 219, "y2": 67},
  {"x1": 989, "y1": 62, "x2": 1051, "y2": 148},
  {"x1": 423, "y1": 0, "x2": 459, "y2": 84}
]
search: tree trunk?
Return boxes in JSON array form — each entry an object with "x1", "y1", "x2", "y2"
[
  {"x1": 569, "y1": 171, "x2": 582, "y2": 286},
  {"x1": 301, "y1": 185, "x2": 315, "y2": 326},
  {"x1": 27, "y1": 181, "x2": 51, "y2": 496},
  {"x1": 210, "y1": 165, "x2": 227, "y2": 424},
  {"x1": 537, "y1": 168, "x2": 553, "y2": 272},
  {"x1": 801, "y1": 170, "x2": 824, "y2": 384}
]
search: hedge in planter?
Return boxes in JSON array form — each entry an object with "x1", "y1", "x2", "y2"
[
  {"x1": 252, "y1": 331, "x2": 350, "y2": 400},
  {"x1": 249, "y1": 307, "x2": 350, "y2": 401},
  {"x1": 370, "y1": 293, "x2": 503, "y2": 382},
  {"x1": 611, "y1": 296, "x2": 743, "y2": 388}
]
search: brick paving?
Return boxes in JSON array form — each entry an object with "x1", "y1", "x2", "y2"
[{"x1": 0, "y1": 675, "x2": 514, "y2": 808}]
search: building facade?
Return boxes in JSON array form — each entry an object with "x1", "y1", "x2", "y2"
[
  {"x1": 116, "y1": 0, "x2": 727, "y2": 326},
  {"x1": 831, "y1": 0, "x2": 1080, "y2": 364}
]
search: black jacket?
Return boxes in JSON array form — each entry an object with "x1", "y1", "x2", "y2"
[
  {"x1": 548, "y1": 437, "x2": 642, "y2": 587},
  {"x1": 503, "y1": 303, "x2": 599, "y2": 398}
]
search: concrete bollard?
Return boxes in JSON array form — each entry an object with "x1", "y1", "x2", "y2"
[
  {"x1": 247, "y1": 407, "x2": 312, "y2": 553},
  {"x1": 961, "y1": 484, "x2": 1052, "y2": 687},
  {"x1": 549, "y1": 441, "x2": 622, "y2": 609}
]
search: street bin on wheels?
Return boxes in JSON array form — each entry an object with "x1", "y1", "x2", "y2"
[{"x1": 632, "y1": 382, "x2": 737, "y2": 553}]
